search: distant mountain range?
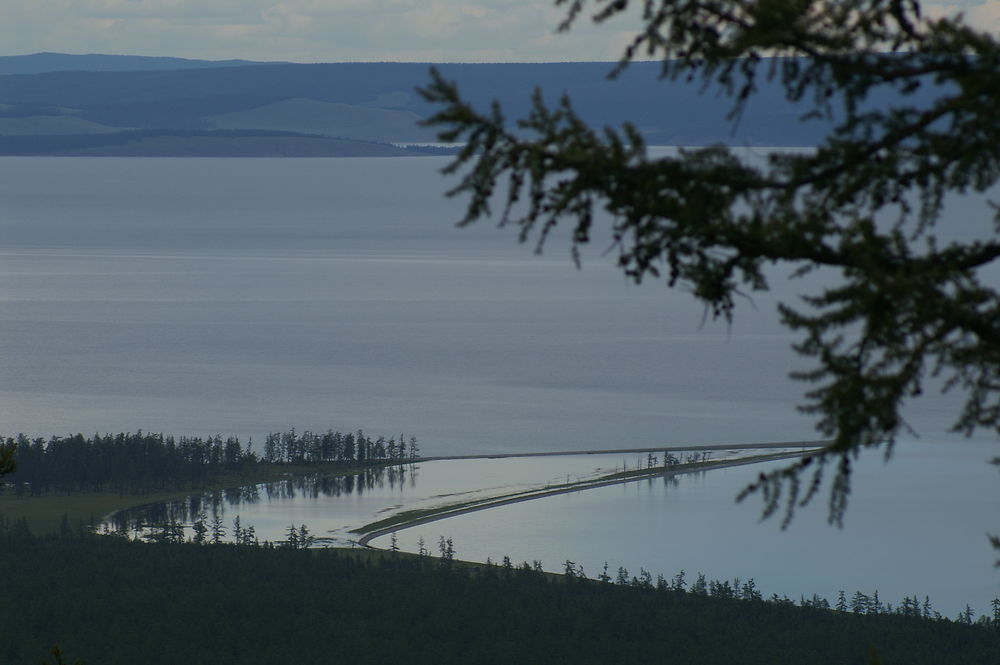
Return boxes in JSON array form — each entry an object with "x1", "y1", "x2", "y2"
[
  {"x1": 0, "y1": 52, "x2": 936, "y2": 157},
  {"x1": 0, "y1": 52, "x2": 280, "y2": 75}
]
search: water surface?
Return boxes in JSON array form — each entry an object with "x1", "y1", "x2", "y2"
[
  {"x1": 107, "y1": 453, "x2": 647, "y2": 542},
  {"x1": 4, "y1": 155, "x2": 998, "y2": 618},
  {"x1": 372, "y1": 441, "x2": 999, "y2": 618},
  {"x1": 0, "y1": 156, "x2": 983, "y2": 451},
  {"x1": 0, "y1": 156, "x2": 829, "y2": 451}
]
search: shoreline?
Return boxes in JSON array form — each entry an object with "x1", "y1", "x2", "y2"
[
  {"x1": 415, "y1": 440, "x2": 830, "y2": 463},
  {"x1": 83, "y1": 440, "x2": 828, "y2": 541},
  {"x1": 356, "y1": 447, "x2": 821, "y2": 547}
]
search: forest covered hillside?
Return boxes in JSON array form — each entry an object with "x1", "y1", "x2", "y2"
[
  {"x1": 2, "y1": 520, "x2": 998, "y2": 665},
  {"x1": 0, "y1": 53, "x2": 939, "y2": 155}
]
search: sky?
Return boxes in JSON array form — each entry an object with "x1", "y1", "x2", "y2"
[{"x1": 1, "y1": 0, "x2": 998, "y2": 64}]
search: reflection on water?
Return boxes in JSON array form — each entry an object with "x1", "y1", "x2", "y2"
[
  {"x1": 107, "y1": 462, "x2": 418, "y2": 542},
  {"x1": 372, "y1": 440, "x2": 999, "y2": 618},
  {"x1": 102, "y1": 443, "x2": 998, "y2": 618},
  {"x1": 102, "y1": 454, "x2": 638, "y2": 545}
]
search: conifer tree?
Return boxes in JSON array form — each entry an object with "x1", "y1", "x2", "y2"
[
  {"x1": 420, "y1": 0, "x2": 1000, "y2": 529},
  {"x1": 191, "y1": 510, "x2": 208, "y2": 545},
  {"x1": 285, "y1": 524, "x2": 299, "y2": 549},
  {"x1": 691, "y1": 573, "x2": 708, "y2": 596},
  {"x1": 210, "y1": 513, "x2": 226, "y2": 545},
  {"x1": 563, "y1": 560, "x2": 578, "y2": 579},
  {"x1": 741, "y1": 579, "x2": 762, "y2": 602},
  {"x1": 232, "y1": 516, "x2": 243, "y2": 545},
  {"x1": 869, "y1": 590, "x2": 883, "y2": 615},
  {"x1": 0, "y1": 439, "x2": 15, "y2": 477}
]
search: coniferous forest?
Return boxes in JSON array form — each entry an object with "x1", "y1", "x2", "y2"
[
  {"x1": 1, "y1": 429, "x2": 419, "y2": 495},
  {"x1": 1, "y1": 519, "x2": 998, "y2": 665}
]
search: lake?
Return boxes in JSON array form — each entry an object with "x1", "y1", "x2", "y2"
[
  {"x1": 1, "y1": 155, "x2": 820, "y2": 450},
  {"x1": 4, "y1": 154, "x2": 988, "y2": 450},
  {"x1": 3, "y1": 155, "x2": 998, "y2": 617}
]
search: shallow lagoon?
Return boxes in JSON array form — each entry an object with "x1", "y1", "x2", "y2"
[
  {"x1": 366, "y1": 441, "x2": 999, "y2": 617},
  {"x1": 107, "y1": 452, "x2": 645, "y2": 543},
  {"x1": 106, "y1": 441, "x2": 999, "y2": 618},
  {"x1": 382, "y1": 441, "x2": 999, "y2": 618}
]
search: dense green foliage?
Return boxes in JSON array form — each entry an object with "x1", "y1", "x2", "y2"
[
  {"x1": 1, "y1": 521, "x2": 997, "y2": 665},
  {"x1": 419, "y1": 0, "x2": 1000, "y2": 526},
  {"x1": 2, "y1": 429, "x2": 419, "y2": 496},
  {"x1": 0, "y1": 439, "x2": 14, "y2": 477}
]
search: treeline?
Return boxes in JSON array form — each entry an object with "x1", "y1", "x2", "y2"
[
  {"x1": 562, "y1": 562, "x2": 997, "y2": 627},
  {"x1": 109, "y1": 506, "x2": 1000, "y2": 629},
  {"x1": 1, "y1": 518, "x2": 997, "y2": 665},
  {"x1": 260, "y1": 428, "x2": 419, "y2": 465},
  {"x1": 2, "y1": 429, "x2": 420, "y2": 496}
]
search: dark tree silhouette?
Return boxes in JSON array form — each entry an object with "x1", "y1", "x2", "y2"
[
  {"x1": 0, "y1": 440, "x2": 14, "y2": 477},
  {"x1": 419, "y1": 0, "x2": 1000, "y2": 529}
]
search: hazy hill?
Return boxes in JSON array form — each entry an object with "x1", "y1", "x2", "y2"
[
  {"x1": 0, "y1": 129, "x2": 436, "y2": 157},
  {"x1": 0, "y1": 52, "x2": 277, "y2": 75},
  {"x1": 0, "y1": 53, "x2": 942, "y2": 155},
  {"x1": 0, "y1": 114, "x2": 122, "y2": 136},
  {"x1": 207, "y1": 97, "x2": 435, "y2": 143}
]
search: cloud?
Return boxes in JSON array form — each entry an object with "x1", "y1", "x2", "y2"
[
  {"x1": 72, "y1": 0, "x2": 262, "y2": 21},
  {"x1": 927, "y1": 0, "x2": 1000, "y2": 29},
  {"x1": 7, "y1": 1, "x2": 993, "y2": 64},
  {"x1": 0, "y1": 0, "x2": 638, "y2": 62}
]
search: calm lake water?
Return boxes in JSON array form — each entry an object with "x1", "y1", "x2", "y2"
[
  {"x1": 4, "y1": 155, "x2": 989, "y2": 450},
  {"x1": 3, "y1": 155, "x2": 998, "y2": 617}
]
